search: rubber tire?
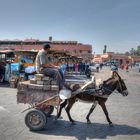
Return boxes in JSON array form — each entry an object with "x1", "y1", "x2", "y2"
[{"x1": 25, "y1": 109, "x2": 47, "y2": 131}]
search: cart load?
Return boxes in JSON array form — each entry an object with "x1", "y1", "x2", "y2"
[{"x1": 17, "y1": 74, "x2": 60, "y2": 105}]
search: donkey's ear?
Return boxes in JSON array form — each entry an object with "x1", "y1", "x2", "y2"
[
  {"x1": 112, "y1": 71, "x2": 121, "y2": 79},
  {"x1": 112, "y1": 72, "x2": 118, "y2": 78},
  {"x1": 115, "y1": 71, "x2": 121, "y2": 78}
]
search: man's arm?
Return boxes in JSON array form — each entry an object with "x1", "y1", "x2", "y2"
[
  {"x1": 40, "y1": 53, "x2": 46, "y2": 66},
  {"x1": 40, "y1": 53, "x2": 59, "y2": 69}
]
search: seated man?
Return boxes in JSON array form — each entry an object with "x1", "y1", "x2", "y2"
[{"x1": 35, "y1": 43, "x2": 64, "y2": 90}]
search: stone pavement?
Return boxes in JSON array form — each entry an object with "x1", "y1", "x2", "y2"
[{"x1": 0, "y1": 67, "x2": 140, "y2": 140}]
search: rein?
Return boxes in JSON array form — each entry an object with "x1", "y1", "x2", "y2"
[
  {"x1": 101, "y1": 86, "x2": 119, "y2": 94},
  {"x1": 101, "y1": 77, "x2": 123, "y2": 94},
  {"x1": 117, "y1": 79, "x2": 123, "y2": 92}
]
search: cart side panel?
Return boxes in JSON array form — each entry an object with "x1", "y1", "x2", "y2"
[{"x1": 17, "y1": 81, "x2": 59, "y2": 104}]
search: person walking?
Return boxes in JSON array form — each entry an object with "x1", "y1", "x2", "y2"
[
  {"x1": 110, "y1": 64, "x2": 118, "y2": 76},
  {"x1": 125, "y1": 63, "x2": 129, "y2": 72}
]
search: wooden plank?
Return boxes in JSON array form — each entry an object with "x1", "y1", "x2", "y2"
[
  {"x1": 51, "y1": 85, "x2": 59, "y2": 91},
  {"x1": 17, "y1": 90, "x2": 58, "y2": 104},
  {"x1": 43, "y1": 85, "x2": 51, "y2": 91},
  {"x1": 30, "y1": 78, "x2": 37, "y2": 84}
]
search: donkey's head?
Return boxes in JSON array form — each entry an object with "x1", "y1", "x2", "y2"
[
  {"x1": 102, "y1": 71, "x2": 128, "y2": 96},
  {"x1": 112, "y1": 71, "x2": 128, "y2": 96}
]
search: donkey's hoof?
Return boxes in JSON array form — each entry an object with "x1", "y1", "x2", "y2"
[
  {"x1": 54, "y1": 117, "x2": 58, "y2": 120},
  {"x1": 71, "y1": 120, "x2": 76, "y2": 125},
  {"x1": 87, "y1": 120, "x2": 91, "y2": 124},
  {"x1": 109, "y1": 123, "x2": 113, "y2": 127},
  {"x1": 56, "y1": 116, "x2": 59, "y2": 120},
  {"x1": 58, "y1": 116, "x2": 63, "y2": 119}
]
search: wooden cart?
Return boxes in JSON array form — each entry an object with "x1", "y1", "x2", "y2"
[
  {"x1": 17, "y1": 74, "x2": 61, "y2": 131},
  {"x1": 17, "y1": 73, "x2": 95, "y2": 131}
]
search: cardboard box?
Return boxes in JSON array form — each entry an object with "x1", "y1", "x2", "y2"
[
  {"x1": 42, "y1": 76, "x2": 50, "y2": 81},
  {"x1": 37, "y1": 80, "x2": 44, "y2": 85},
  {"x1": 51, "y1": 80, "x2": 57, "y2": 85},
  {"x1": 43, "y1": 80, "x2": 51, "y2": 85},
  {"x1": 35, "y1": 74, "x2": 44, "y2": 81}
]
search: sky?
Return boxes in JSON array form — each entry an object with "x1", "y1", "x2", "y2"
[{"x1": 0, "y1": 0, "x2": 140, "y2": 54}]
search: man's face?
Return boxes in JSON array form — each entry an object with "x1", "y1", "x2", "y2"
[{"x1": 45, "y1": 48, "x2": 50, "y2": 52}]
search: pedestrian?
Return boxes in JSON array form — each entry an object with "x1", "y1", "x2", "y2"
[
  {"x1": 130, "y1": 63, "x2": 133, "y2": 68},
  {"x1": 121, "y1": 63, "x2": 124, "y2": 70},
  {"x1": 96, "y1": 63, "x2": 100, "y2": 72},
  {"x1": 110, "y1": 64, "x2": 118, "y2": 76},
  {"x1": 125, "y1": 63, "x2": 129, "y2": 72},
  {"x1": 100, "y1": 63, "x2": 103, "y2": 70},
  {"x1": 74, "y1": 62, "x2": 79, "y2": 73}
]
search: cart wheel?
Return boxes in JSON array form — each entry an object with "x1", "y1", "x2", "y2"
[
  {"x1": 25, "y1": 109, "x2": 47, "y2": 131},
  {"x1": 43, "y1": 105, "x2": 54, "y2": 116}
]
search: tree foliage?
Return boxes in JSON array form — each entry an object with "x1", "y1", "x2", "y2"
[{"x1": 127, "y1": 46, "x2": 140, "y2": 56}]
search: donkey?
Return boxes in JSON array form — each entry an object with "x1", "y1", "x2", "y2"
[{"x1": 57, "y1": 71, "x2": 128, "y2": 125}]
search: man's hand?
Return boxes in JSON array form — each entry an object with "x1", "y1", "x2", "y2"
[
  {"x1": 49, "y1": 63, "x2": 60, "y2": 69},
  {"x1": 44, "y1": 63, "x2": 60, "y2": 69},
  {"x1": 39, "y1": 67, "x2": 44, "y2": 71},
  {"x1": 54, "y1": 65, "x2": 60, "y2": 69}
]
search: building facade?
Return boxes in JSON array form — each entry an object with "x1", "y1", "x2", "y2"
[
  {"x1": 93, "y1": 52, "x2": 140, "y2": 65},
  {"x1": 0, "y1": 38, "x2": 92, "y2": 60}
]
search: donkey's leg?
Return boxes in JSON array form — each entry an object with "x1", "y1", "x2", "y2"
[
  {"x1": 86, "y1": 101, "x2": 98, "y2": 124},
  {"x1": 57, "y1": 100, "x2": 67, "y2": 119},
  {"x1": 65, "y1": 98, "x2": 76, "y2": 123},
  {"x1": 99, "y1": 101, "x2": 113, "y2": 125}
]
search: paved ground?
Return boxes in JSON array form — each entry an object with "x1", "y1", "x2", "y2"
[{"x1": 0, "y1": 67, "x2": 140, "y2": 140}]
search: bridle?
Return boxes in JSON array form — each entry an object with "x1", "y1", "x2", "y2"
[
  {"x1": 101, "y1": 76, "x2": 124, "y2": 95},
  {"x1": 117, "y1": 78, "x2": 124, "y2": 93}
]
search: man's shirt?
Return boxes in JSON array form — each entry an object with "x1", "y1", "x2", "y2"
[{"x1": 35, "y1": 49, "x2": 49, "y2": 73}]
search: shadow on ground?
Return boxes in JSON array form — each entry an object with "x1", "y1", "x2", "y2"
[
  {"x1": 33, "y1": 116, "x2": 140, "y2": 140},
  {"x1": 0, "y1": 82, "x2": 10, "y2": 88}
]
